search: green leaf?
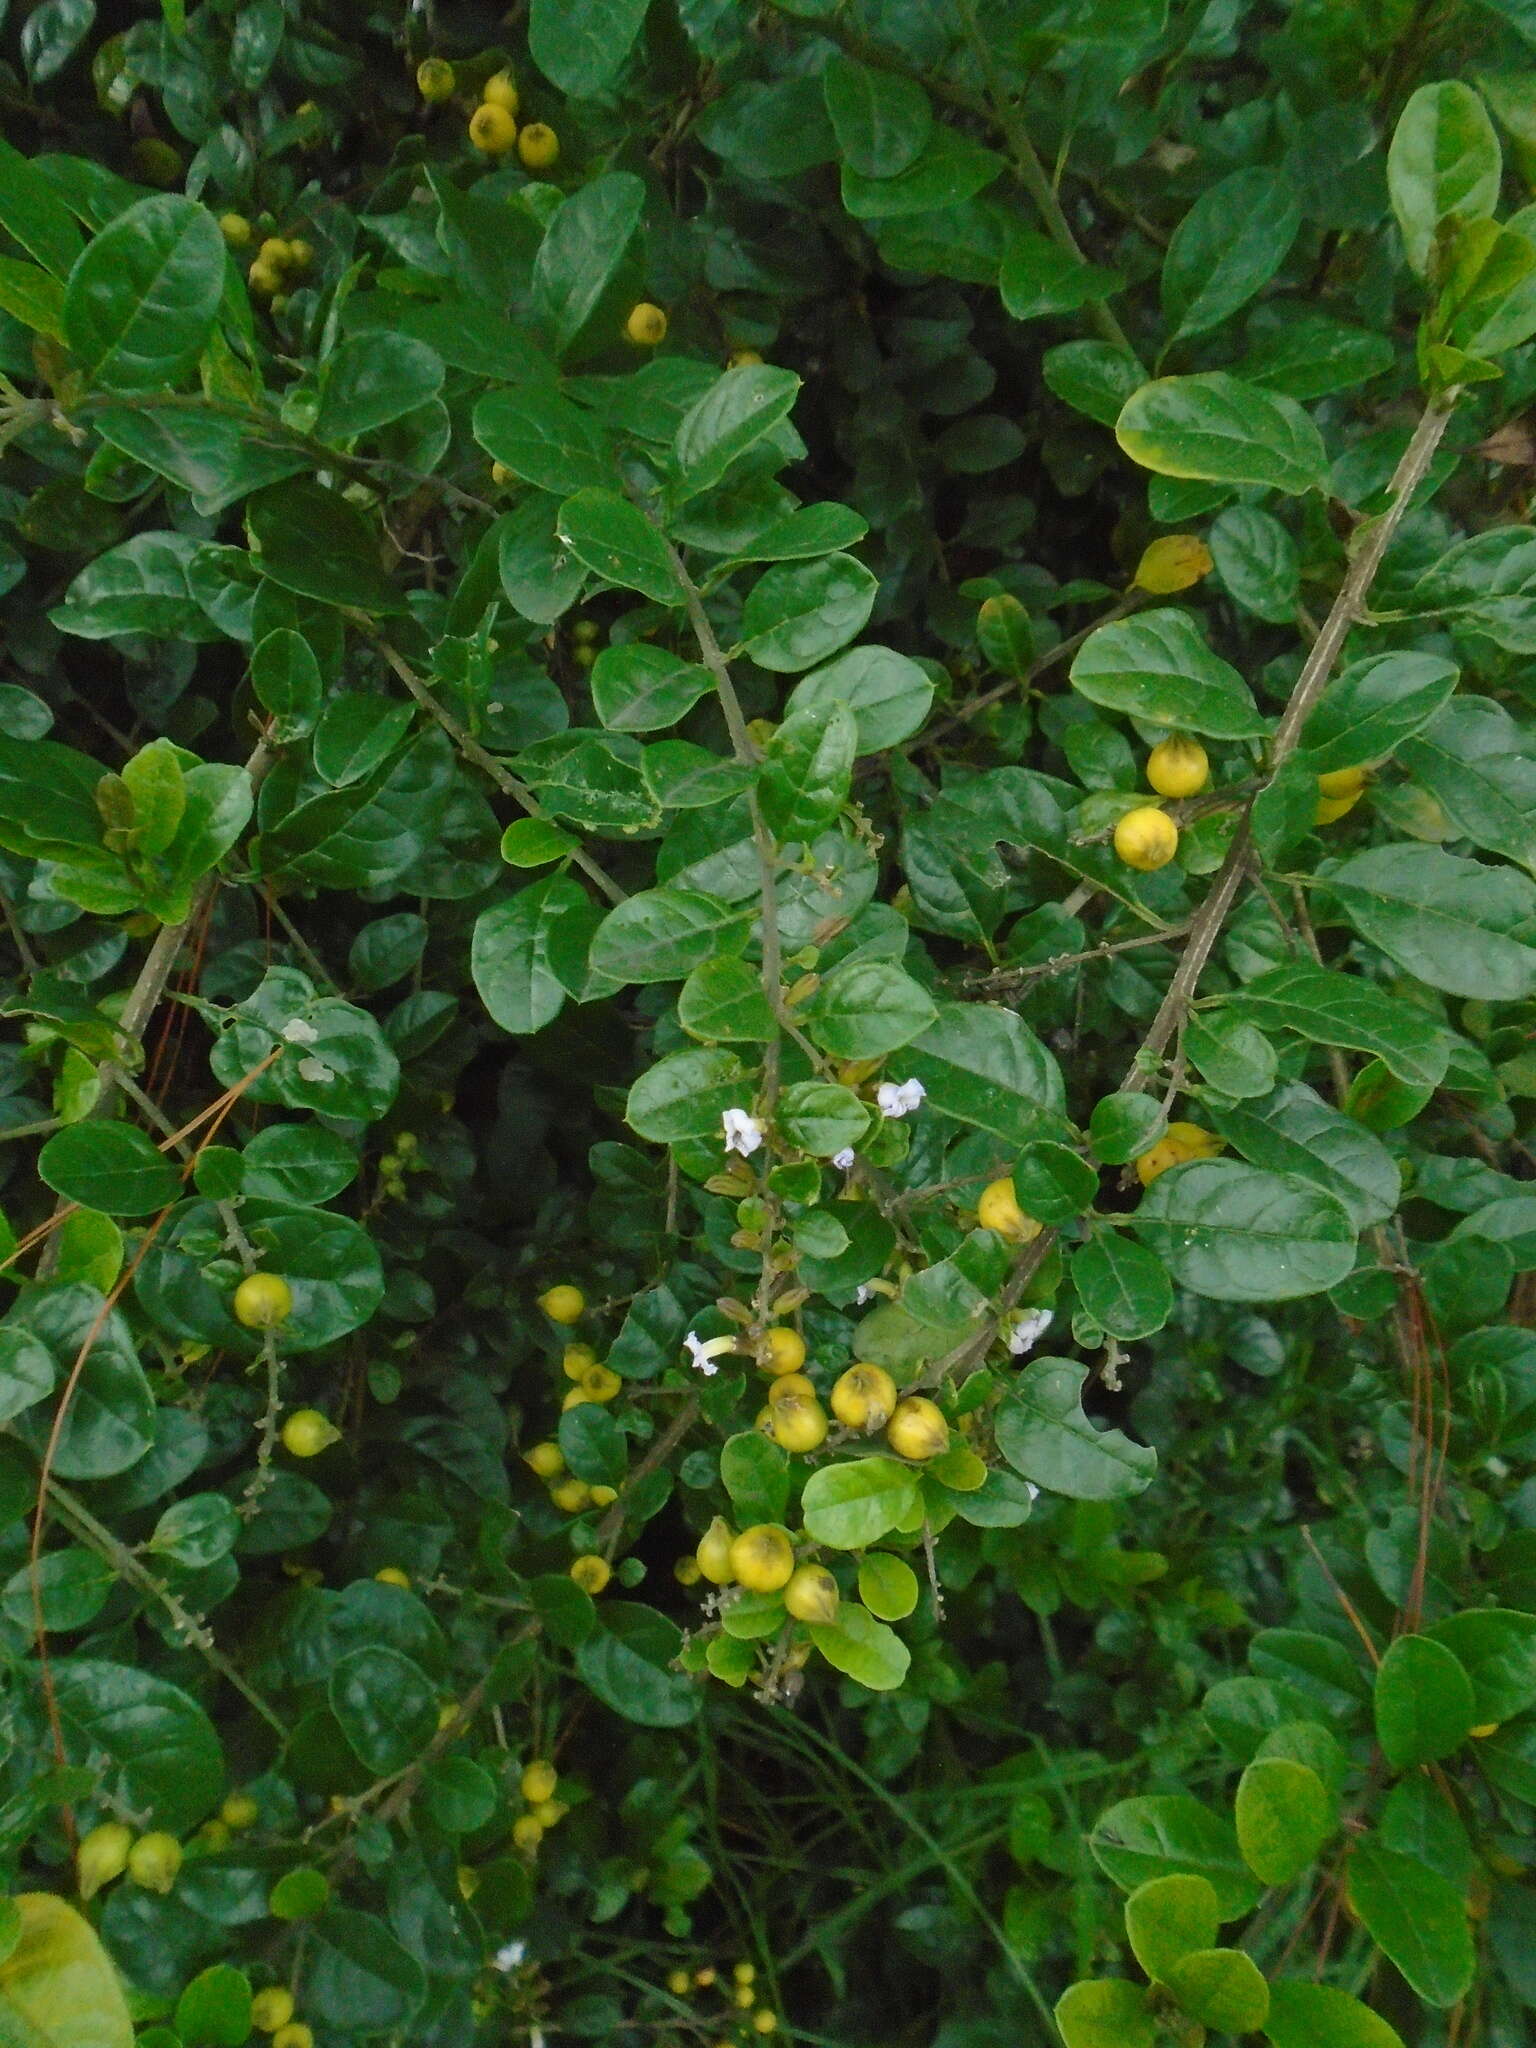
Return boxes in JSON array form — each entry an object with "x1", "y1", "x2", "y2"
[
  {"x1": 626, "y1": 1048, "x2": 749, "y2": 1143},
  {"x1": 1299, "y1": 651, "x2": 1459, "y2": 772},
  {"x1": 857, "y1": 1552, "x2": 919, "y2": 1620},
  {"x1": 822, "y1": 54, "x2": 932, "y2": 178},
  {"x1": 759, "y1": 702, "x2": 857, "y2": 839},
  {"x1": 558, "y1": 1404, "x2": 627, "y2": 1487},
  {"x1": 475, "y1": 387, "x2": 613, "y2": 495},
  {"x1": 174, "y1": 1965, "x2": 252, "y2": 2048},
  {"x1": 575, "y1": 1603, "x2": 700, "y2": 1726},
  {"x1": 247, "y1": 480, "x2": 405, "y2": 616},
  {"x1": 472, "y1": 877, "x2": 596, "y2": 1035},
  {"x1": 1012, "y1": 1141, "x2": 1098, "y2": 1224},
  {"x1": 1053, "y1": 1980, "x2": 1156, "y2": 2048},
  {"x1": 1070, "y1": 607, "x2": 1267, "y2": 739},
  {"x1": 313, "y1": 334, "x2": 444, "y2": 441},
  {"x1": 1373, "y1": 1634, "x2": 1477, "y2": 1767},
  {"x1": 1426, "y1": 1607, "x2": 1536, "y2": 1721},
  {"x1": 809, "y1": 1605, "x2": 911, "y2": 1689},
  {"x1": 38, "y1": 1122, "x2": 179, "y2": 1218},
  {"x1": 241, "y1": 1125, "x2": 357, "y2": 1206},
  {"x1": 1000, "y1": 230, "x2": 1121, "y2": 320},
  {"x1": 0, "y1": 134, "x2": 84, "y2": 279},
  {"x1": 1387, "y1": 81, "x2": 1502, "y2": 277},
  {"x1": 148, "y1": 1493, "x2": 240, "y2": 1571},
  {"x1": 533, "y1": 174, "x2": 646, "y2": 353},
  {"x1": 52, "y1": 531, "x2": 223, "y2": 642},
  {"x1": 1234, "y1": 1756, "x2": 1335, "y2": 1883},
  {"x1": 1162, "y1": 166, "x2": 1301, "y2": 341},
  {"x1": 1208, "y1": 504, "x2": 1300, "y2": 623},
  {"x1": 673, "y1": 365, "x2": 803, "y2": 500},
  {"x1": 0, "y1": 257, "x2": 64, "y2": 339},
  {"x1": 306, "y1": 1912, "x2": 425, "y2": 2035},
  {"x1": 63, "y1": 195, "x2": 224, "y2": 393},
  {"x1": 905, "y1": 1004, "x2": 1065, "y2": 1148},
  {"x1": 1072, "y1": 1233, "x2": 1173, "y2": 1341},
  {"x1": 1116, "y1": 374, "x2": 1328, "y2": 493},
  {"x1": 8, "y1": 1287, "x2": 154, "y2": 1480},
  {"x1": 1134, "y1": 1160, "x2": 1357, "y2": 1302},
  {"x1": 0, "y1": 1894, "x2": 133, "y2": 2048},
  {"x1": 1044, "y1": 341, "x2": 1147, "y2": 427},
  {"x1": 1124, "y1": 1874, "x2": 1221, "y2": 1984},
  {"x1": 739, "y1": 556, "x2": 877, "y2": 672},
  {"x1": 1207, "y1": 1082, "x2": 1399, "y2": 1233},
  {"x1": 556, "y1": 489, "x2": 681, "y2": 604},
  {"x1": 776, "y1": 1080, "x2": 871, "y2": 1156},
  {"x1": 529, "y1": 0, "x2": 650, "y2": 96},
  {"x1": 787, "y1": 646, "x2": 934, "y2": 753},
  {"x1": 1161, "y1": 1949, "x2": 1270, "y2": 2034},
  {"x1": 1220, "y1": 963, "x2": 1451, "y2": 1092},
  {"x1": 0, "y1": 1329, "x2": 58, "y2": 1427},
  {"x1": 591, "y1": 887, "x2": 749, "y2": 985},
  {"x1": 501, "y1": 817, "x2": 579, "y2": 868},
  {"x1": 801, "y1": 1458, "x2": 920, "y2": 1547},
  {"x1": 803, "y1": 958, "x2": 936, "y2": 1058},
  {"x1": 997, "y1": 1359, "x2": 1156, "y2": 1500},
  {"x1": 49, "y1": 1660, "x2": 222, "y2": 1833},
  {"x1": 1089, "y1": 1795, "x2": 1261, "y2": 1919},
  {"x1": 840, "y1": 127, "x2": 1003, "y2": 219},
  {"x1": 590, "y1": 644, "x2": 714, "y2": 732},
  {"x1": 1263, "y1": 1981, "x2": 1407, "y2": 2048},
  {"x1": 678, "y1": 956, "x2": 776, "y2": 1042},
  {"x1": 1345, "y1": 1839, "x2": 1475, "y2": 2008},
  {"x1": 1401, "y1": 697, "x2": 1536, "y2": 867},
  {"x1": 1333, "y1": 843, "x2": 1536, "y2": 1000},
  {"x1": 2, "y1": 1550, "x2": 113, "y2": 1633},
  {"x1": 720, "y1": 1431, "x2": 790, "y2": 1525},
  {"x1": 330, "y1": 1644, "x2": 438, "y2": 1775}
]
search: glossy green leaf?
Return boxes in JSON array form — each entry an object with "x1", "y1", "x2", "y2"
[
  {"x1": 1345, "y1": 1839, "x2": 1475, "y2": 2008},
  {"x1": 1053, "y1": 1980, "x2": 1156, "y2": 2048},
  {"x1": 1124, "y1": 1874, "x2": 1221, "y2": 1984},
  {"x1": 1374, "y1": 1634, "x2": 1477, "y2": 1767},
  {"x1": 803, "y1": 959, "x2": 936, "y2": 1058},
  {"x1": 1116, "y1": 374, "x2": 1328, "y2": 493},
  {"x1": 63, "y1": 195, "x2": 224, "y2": 394},
  {"x1": 809, "y1": 1605, "x2": 911, "y2": 1689},
  {"x1": 1089, "y1": 1795, "x2": 1261, "y2": 1919},
  {"x1": 996, "y1": 1359, "x2": 1157, "y2": 1500},
  {"x1": 0, "y1": 1894, "x2": 133, "y2": 2048},
  {"x1": 1263, "y1": 1981, "x2": 1407, "y2": 2048},
  {"x1": 37, "y1": 1121, "x2": 179, "y2": 1218},
  {"x1": 1162, "y1": 166, "x2": 1300, "y2": 340},
  {"x1": 1387, "y1": 81, "x2": 1501, "y2": 276},
  {"x1": 1325, "y1": 845, "x2": 1536, "y2": 1000},
  {"x1": 1072, "y1": 1233, "x2": 1173, "y2": 1341},
  {"x1": 472, "y1": 876, "x2": 596, "y2": 1035},
  {"x1": 529, "y1": 0, "x2": 650, "y2": 96},
  {"x1": 1162, "y1": 1948, "x2": 1270, "y2": 2034},
  {"x1": 1134, "y1": 1160, "x2": 1357, "y2": 1301},
  {"x1": 1070, "y1": 607, "x2": 1267, "y2": 738},
  {"x1": 533, "y1": 174, "x2": 646, "y2": 352},
  {"x1": 673, "y1": 365, "x2": 803, "y2": 499},
  {"x1": 822, "y1": 55, "x2": 932, "y2": 178},
  {"x1": 801, "y1": 1458, "x2": 920, "y2": 1547},
  {"x1": 1234, "y1": 1756, "x2": 1335, "y2": 1883},
  {"x1": 738, "y1": 556, "x2": 877, "y2": 673},
  {"x1": 556, "y1": 489, "x2": 681, "y2": 604}
]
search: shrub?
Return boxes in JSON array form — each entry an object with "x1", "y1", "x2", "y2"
[{"x1": 0, "y1": 4, "x2": 1534, "y2": 2045}]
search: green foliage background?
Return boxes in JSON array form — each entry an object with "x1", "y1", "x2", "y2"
[{"x1": 2, "y1": 1, "x2": 1536, "y2": 2045}]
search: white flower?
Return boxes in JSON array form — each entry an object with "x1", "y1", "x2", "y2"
[
  {"x1": 296, "y1": 1055, "x2": 335, "y2": 1084},
  {"x1": 876, "y1": 1077, "x2": 926, "y2": 1118},
  {"x1": 1008, "y1": 1307, "x2": 1054, "y2": 1356},
  {"x1": 493, "y1": 1939, "x2": 526, "y2": 1972},
  {"x1": 721, "y1": 1107, "x2": 765, "y2": 1157},
  {"x1": 1025, "y1": 1481, "x2": 1041, "y2": 1502},
  {"x1": 280, "y1": 1017, "x2": 319, "y2": 1045},
  {"x1": 684, "y1": 1330, "x2": 737, "y2": 1376},
  {"x1": 854, "y1": 1283, "x2": 874, "y2": 1305},
  {"x1": 832, "y1": 1147, "x2": 856, "y2": 1170}
]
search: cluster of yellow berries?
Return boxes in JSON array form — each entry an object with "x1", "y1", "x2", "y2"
[
  {"x1": 252, "y1": 1987, "x2": 310, "y2": 2047},
  {"x1": 665, "y1": 1960, "x2": 778, "y2": 2038},
  {"x1": 1134, "y1": 1120, "x2": 1223, "y2": 1186},
  {"x1": 745, "y1": 1327, "x2": 949, "y2": 1465},
  {"x1": 509, "y1": 1757, "x2": 567, "y2": 1855},
  {"x1": 242, "y1": 232, "x2": 312, "y2": 304},
  {"x1": 1112, "y1": 733, "x2": 1208, "y2": 874},
  {"x1": 378, "y1": 1128, "x2": 420, "y2": 1201},
  {"x1": 570, "y1": 617, "x2": 602, "y2": 667},
  {"x1": 447, "y1": 65, "x2": 560, "y2": 170},
  {"x1": 77, "y1": 1821, "x2": 183, "y2": 1901}
]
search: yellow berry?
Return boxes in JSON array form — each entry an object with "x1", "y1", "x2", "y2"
[
  {"x1": 753, "y1": 2013, "x2": 778, "y2": 2036},
  {"x1": 457, "y1": 1864, "x2": 479, "y2": 1899},
  {"x1": 251, "y1": 1987, "x2": 294, "y2": 2033},
  {"x1": 551, "y1": 1479, "x2": 592, "y2": 1513},
  {"x1": 281, "y1": 1409, "x2": 338, "y2": 1459},
  {"x1": 526, "y1": 1441, "x2": 564, "y2": 1478},
  {"x1": 220, "y1": 1792, "x2": 259, "y2": 1830},
  {"x1": 734, "y1": 1963, "x2": 756, "y2": 1986},
  {"x1": 697, "y1": 1517, "x2": 737, "y2": 1585},
  {"x1": 233, "y1": 1272, "x2": 293, "y2": 1330},
  {"x1": 579, "y1": 1363, "x2": 622, "y2": 1402},
  {"x1": 769, "y1": 1393, "x2": 828, "y2": 1454},
  {"x1": 491, "y1": 460, "x2": 515, "y2": 487},
  {"x1": 783, "y1": 1563, "x2": 839, "y2": 1624},
  {"x1": 976, "y1": 1177, "x2": 1042, "y2": 1243},
  {"x1": 729, "y1": 347, "x2": 764, "y2": 367},
  {"x1": 272, "y1": 2026, "x2": 313, "y2": 2048},
  {"x1": 469, "y1": 102, "x2": 518, "y2": 155},
  {"x1": 512, "y1": 1813, "x2": 544, "y2": 1851},
  {"x1": 829, "y1": 1364, "x2": 897, "y2": 1432},
  {"x1": 589, "y1": 1484, "x2": 618, "y2": 1507},
  {"x1": 521, "y1": 1760, "x2": 558, "y2": 1804},
  {"x1": 247, "y1": 259, "x2": 284, "y2": 299},
  {"x1": 416, "y1": 57, "x2": 456, "y2": 102},
  {"x1": 667, "y1": 1968, "x2": 691, "y2": 1995},
  {"x1": 374, "y1": 1567, "x2": 411, "y2": 1590},
  {"x1": 258, "y1": 236, "x2": 292, "y2": 267},
  {"x1": 675, "y1": 1555, "x2": 702, "y2": 1585},
  {"x1": 729, "y1": 1525, "x2": 795, "y2": 1593},
  {"x1": 562, "y1": 1343, "x2": 597, "y2": 1380},
  {"x1": 734, "y1": 1985, "x2": 755, "y2": 2009},
  {"x1": 197, "y1": 1819, "x2": 232, "y2": 1850},
  {"x1": 1470, "y1": 1722, "x2": 1501, "y2": 1739},
  {"x1": 1315, "y1": 766, "x2": 1367, "y2": 824},
  {"x1": 1134, "y1": 1121, "x2": 1222, "y2": 1187},
  {"x1": 1113, "y1": 805, "x2": 1179, "y2": 872},
  {"x1": 219, "y1": 212, "x2": 252, "y2": 247},
  {"x1": 624, "y1": 302, "x2": 668, "y2": 346},
  {"x1": 437, "y1": 1699, "x2": 460, "y2": 1731},
  {"x1": 886, "y1": 1396, "x2": 949, "y2": 1462},
  {"x1": 767, "y1": 1372, "x2": 815, "y2": 1405},
  {"x1": 128, "y1": 1831, "x2": 182, "y2": 1894},
  {"x1": 1134, "y1": 534, "x2": 1213, "y2": 594},
  {"x1": 570, "y1": 1554, "x2": 611, "y2": 1594},
  {"x1": 760, "y1": 1327, "x2": 806, "y2": 1376},
  {"x1": 533, "y1": 1798, "x2": 567, "y2": 1827},
  {"x1": 539, "y1": 1284, "x2": 585, "y2": 1324},
  {"x1": 1146, "y1": 735, "x2": 1209, "y2": 799},
  {"x1": 518, "y1": 122, "x2": 560, "y2": 170},
  {"x1": 77, "y1": 1821, "x2": 132, "y2": 1900},
  {"x1": 482, "y1": 70, "x2": 519, "y2": 112},
  {"x1": 696, "y1": 1967, "x2": 717, "y2": 1987},
  {"x1": 286, "y1": 238, "x2": 313, "y2": 271}
]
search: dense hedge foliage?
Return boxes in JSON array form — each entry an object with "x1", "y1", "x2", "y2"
[{"x1": 8, "y1": 2, "x2": 1536, "y2": 2044}]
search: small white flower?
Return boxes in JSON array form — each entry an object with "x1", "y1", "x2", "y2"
[
  {"x1": 1025, "y1": 1481, "x2": 1041, "y2": 1502},
  {"x1": 296, "y1": 1055, "x2": 335, "y2": 1084},
  {"x1": 280, "y1": 1017, "x2": 319, "y2": 1045},
  {"x1": 721, "y1": 1107, "x2": 765, "y2": 1157},
  {"x1": 1008, "y1": 1307, "x2": 1054, "y2": 1357},
  {"x1": 876, "y1": 1077, "x2": 926, "y2": 1118},
  {"x1": 854, "y1": 1283, "x2": 874, "y2": 1305},
  {"x1": 684, "y1": 1330, "x2": 737, "y2": 1376},
  {"x1": 832, "y1": 1147, "x2": 856, "y2": 1170},
  {"x1": 493, "y1": 1939, "x2": 526, "y2": 1972}
]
